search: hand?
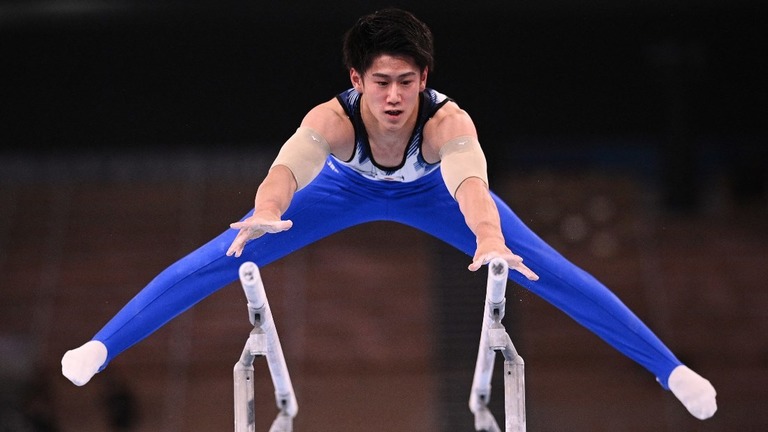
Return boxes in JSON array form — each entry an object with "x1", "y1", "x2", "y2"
[
  {"x1": 226, "y1": 214, "x2": 293, "y2": 257},
  {"x1": 469, "y1": 246, "x2": 539, "y2": 281}
]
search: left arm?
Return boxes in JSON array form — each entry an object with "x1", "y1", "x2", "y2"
[
  {"x1": 426, "y1": 102, "x2": 538, "y2": 280},
  {"x1": 455, "y1": 177, "x2": 538, "y2": 280}
]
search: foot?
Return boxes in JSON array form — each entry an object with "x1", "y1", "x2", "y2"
[
  {"x1": 668, "y1": 365, "x2": 717, "y2": 420},
  {"x1": 61, "y1": 340, "x2": 107, "y2": 386}
]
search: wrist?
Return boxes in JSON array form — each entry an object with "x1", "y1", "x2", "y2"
[
  {"x1": 474, "y1": 223, "x2": 504, "y2": 243},
  {"x1": 253, "y1": 208, "x2": 282, "y2": 221}
]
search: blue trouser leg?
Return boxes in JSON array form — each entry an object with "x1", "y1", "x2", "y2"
[
  {"x1": 390, "y1": 171, "x2": 681, "y2": 388},
  {"x1": 94, "y1": 163, "x2": 379, "y2": 368},
  {"x1": 93, "y1": 161, "x2": 681, "y2": 388}
]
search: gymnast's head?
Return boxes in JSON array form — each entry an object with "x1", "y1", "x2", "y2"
[{"x1": 342, "y1": 8, "x2": 435, "y2": 76}]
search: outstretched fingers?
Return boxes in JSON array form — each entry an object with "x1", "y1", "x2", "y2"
[
  {"x1": 512, "y1": 260, "x2": 539, "y2": 281},
  {"x1": 469, "y1": 253, "x2": 539, "y2": 281},
  {"x1": 226, "y1": 228, "x2": 262, "y2": 257},
  {"x1": 226, "y1": 218, "x2": 293, "y2": 257}
]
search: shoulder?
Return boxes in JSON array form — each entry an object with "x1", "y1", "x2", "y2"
[
  {"x1": 300, "y1": 97, "x2": 355, "y2": 155},
  {"x1": 422, "y1": 100, "x2": 478, "y2": 159}
]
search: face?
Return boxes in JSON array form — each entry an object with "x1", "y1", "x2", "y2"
[{"x1": 350, "y1": 54, "x2": 428, "y2": 132}]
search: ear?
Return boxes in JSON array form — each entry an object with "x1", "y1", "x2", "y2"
[
  {"x1": 350, "y1": 68, "x2": 364, "y2": 93},
  {"x1": 419, "y1": 67, "x2": 429, "y2": 92}
]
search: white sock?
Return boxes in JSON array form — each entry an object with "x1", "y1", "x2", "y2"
[
  {"x1": 61, "y1": 340, "x2": 108, "y2": 386},
  {"x1": 668, "y1": 365, "x2": 717, "y2": 420}
]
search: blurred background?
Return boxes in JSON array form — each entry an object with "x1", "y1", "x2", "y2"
[{"x1": 1, "y1": 0, "x2": 766, "y2": 431}]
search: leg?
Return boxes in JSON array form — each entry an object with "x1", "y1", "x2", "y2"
[
  {"x1": 391, "y1": 174, "x2": 715, "y2": 418},
  {"x1": 63, "y1": 164, "x2": 380, "y2": 383}
]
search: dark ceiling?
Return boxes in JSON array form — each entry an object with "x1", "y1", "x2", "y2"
[{"x1": 1, "y1": 1, "x2": 765, "y2": 153}]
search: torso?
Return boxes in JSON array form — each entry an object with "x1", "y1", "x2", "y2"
[{"x1": 331, "y1": 88, "x2": 452, "y2": 182}]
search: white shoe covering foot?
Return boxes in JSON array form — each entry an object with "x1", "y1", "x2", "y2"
[
  {"x1": 668, "y1": 365, "x2": 717, "y2": 420},
  {"x1": 61, "y1": 340, "x2": 108, "y2": 386}
]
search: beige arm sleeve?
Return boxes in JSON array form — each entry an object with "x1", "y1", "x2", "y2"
[
  {"x1": 438, "y1": 135, "x2": 489, "y2": 198},
  {"x1": 271, "y1": 126, "x2": 331, "y2": 191}
]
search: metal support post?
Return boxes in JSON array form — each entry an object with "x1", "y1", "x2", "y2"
[
  {"x1": 469, "y1": 258, "x2": 526, "y2": 432},
  {"x1": 234, "y1": 262, "x2": 298, "y2": 432}
]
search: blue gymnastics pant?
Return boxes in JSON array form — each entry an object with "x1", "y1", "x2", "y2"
[{"x1": 93, "y1": 158, "x2": 682, "y2": 388}]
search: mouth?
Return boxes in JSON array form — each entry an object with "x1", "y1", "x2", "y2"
[{"x1": 384, "y1": 110, "x2": 403, "y2": 118}]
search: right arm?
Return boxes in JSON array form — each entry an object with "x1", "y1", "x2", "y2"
[
  {"x1": 226, "y1": 99, "x2": 352, "y2": 257},
  {"x1": 225, "y1": 164, "x2": 297, "y2": 257}
]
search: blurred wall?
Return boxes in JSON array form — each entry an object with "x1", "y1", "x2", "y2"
[{"x1": 3, "y1": 1, "x2": 766, "y2": 213}]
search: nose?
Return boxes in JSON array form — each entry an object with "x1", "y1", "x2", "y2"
[{"x1": 386, "y1": 84, "x2": 401, "y2": 104}]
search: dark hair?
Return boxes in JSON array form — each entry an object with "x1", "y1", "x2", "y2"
[{"x1": 342, "y1": 8, "x2": 435, "y2": 74}]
